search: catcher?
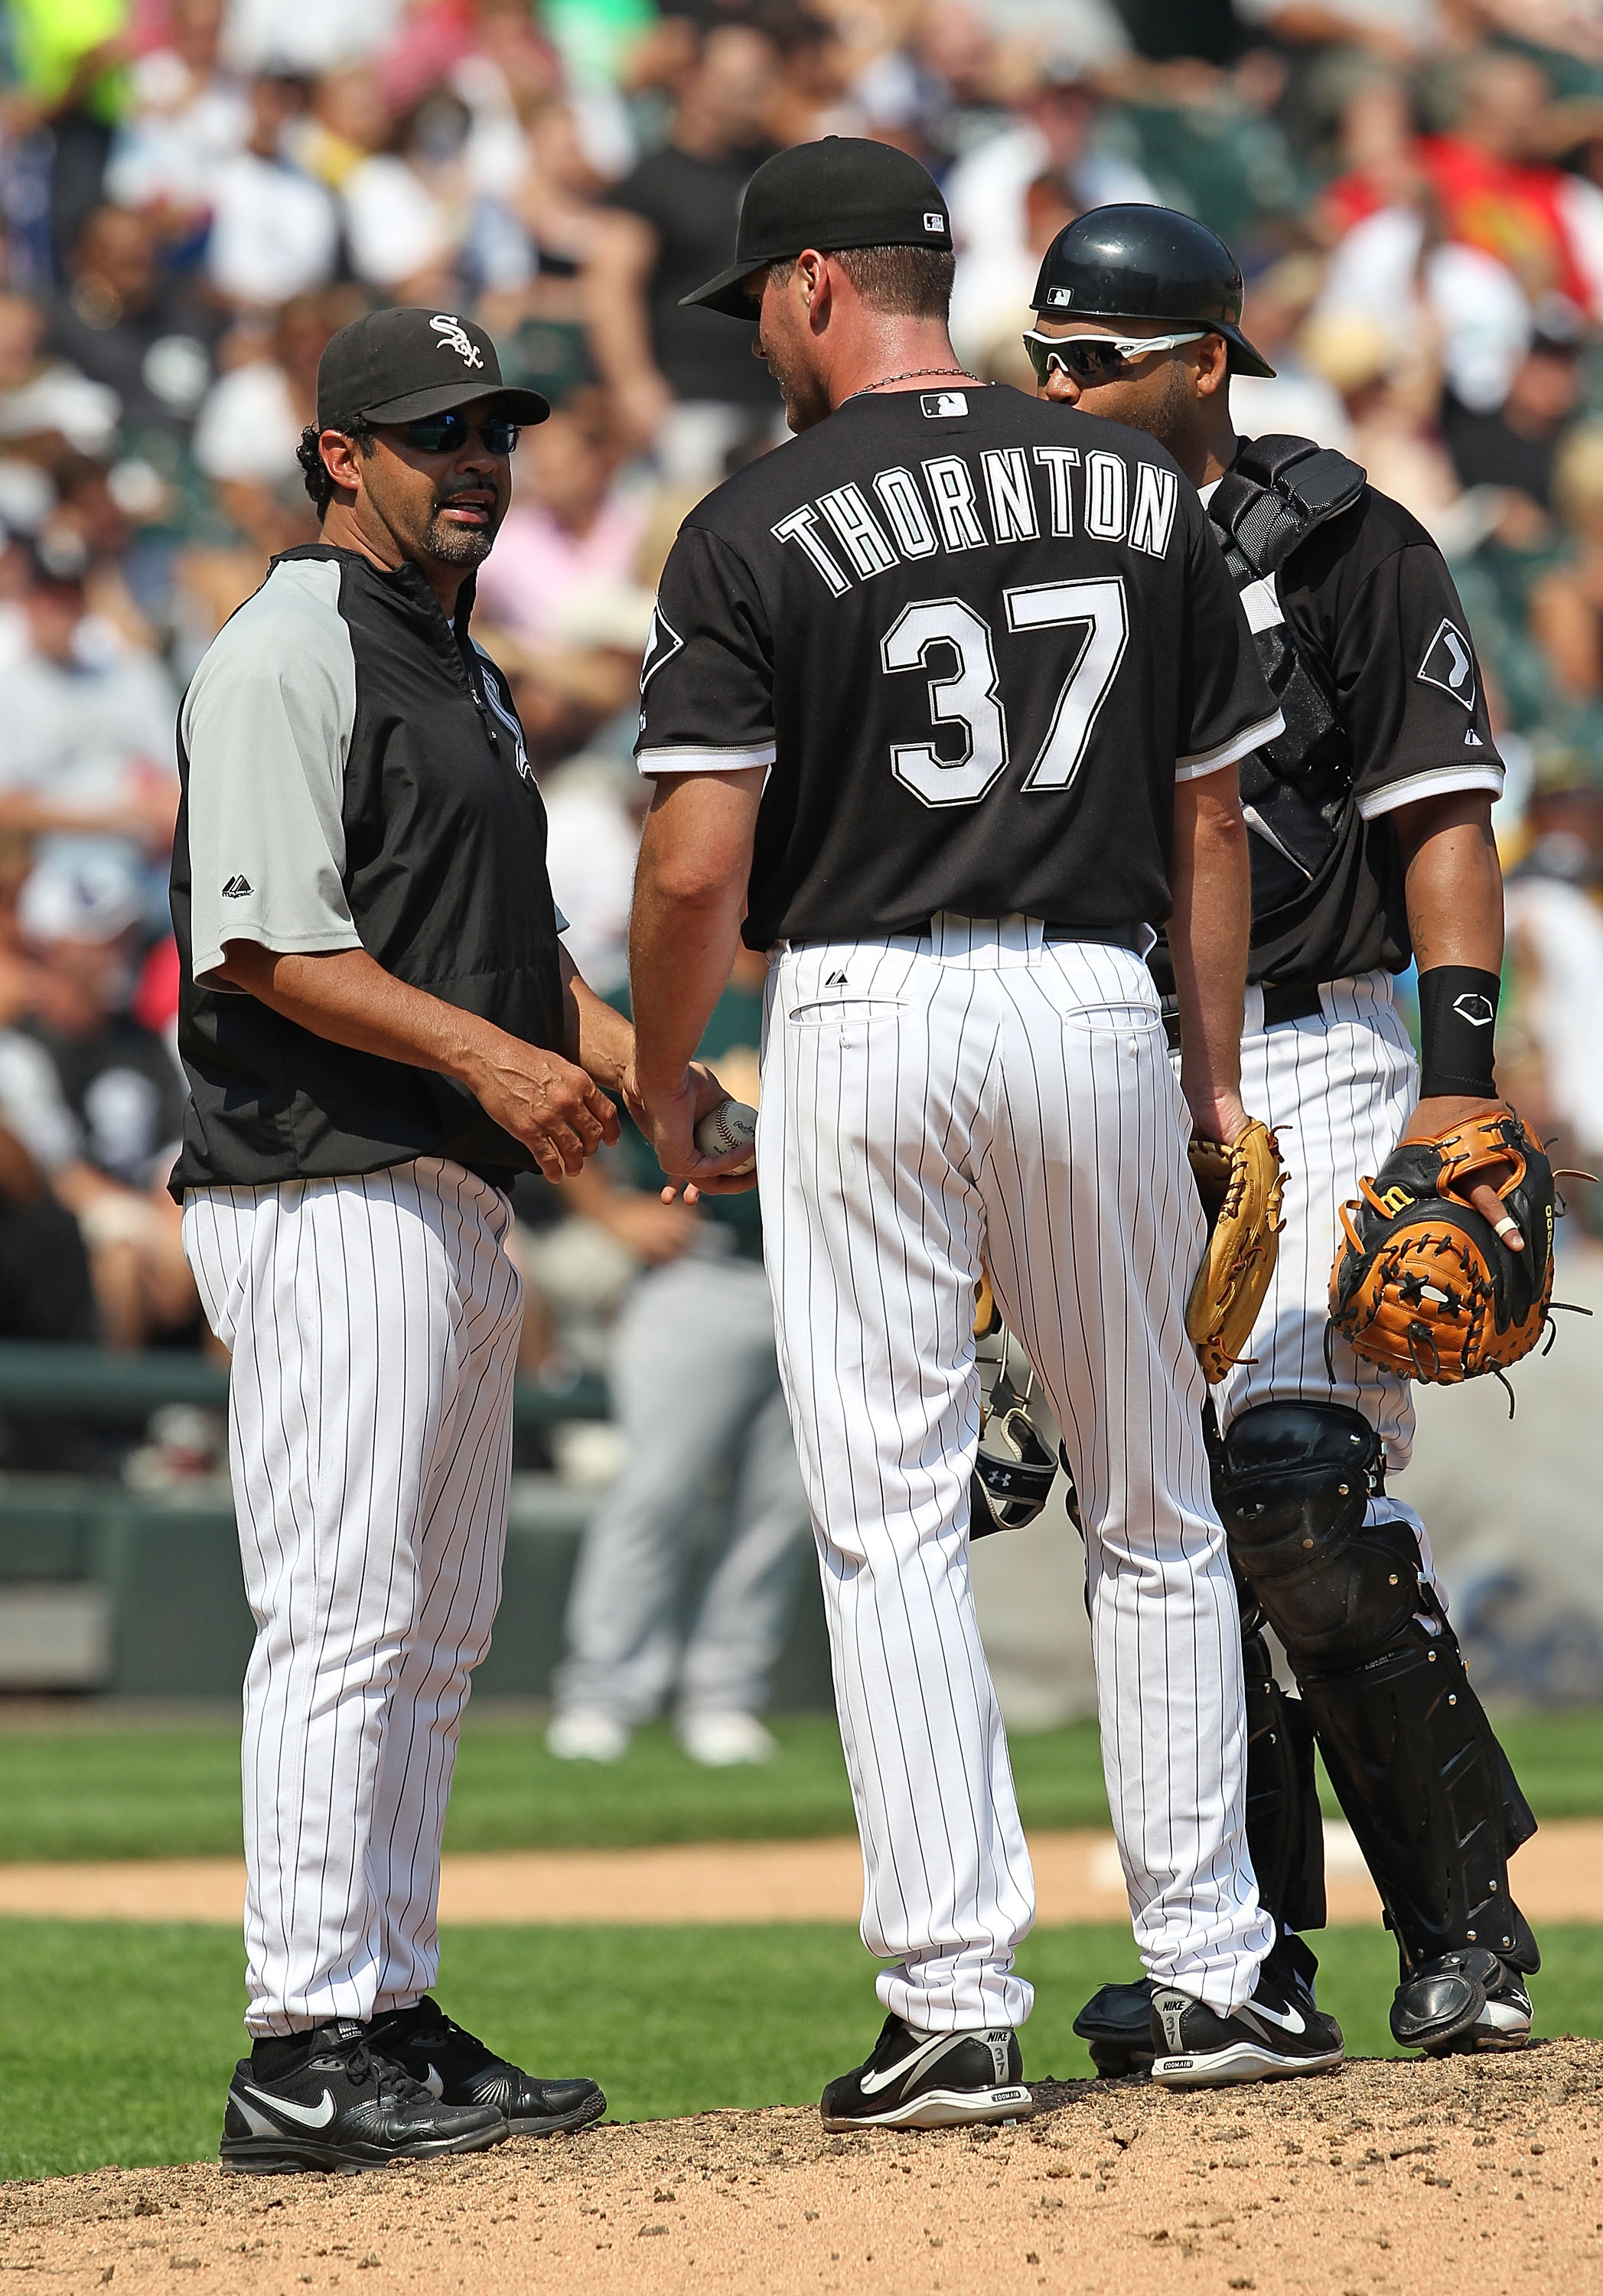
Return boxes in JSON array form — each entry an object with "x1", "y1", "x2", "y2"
[{"x1": 1029, "y1": 206, "x2": 1545, "y2": 2073}]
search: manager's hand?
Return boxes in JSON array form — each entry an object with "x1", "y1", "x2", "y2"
[{"x1": 466, "y1": 1037, "x2": 621, "y2": 1181}]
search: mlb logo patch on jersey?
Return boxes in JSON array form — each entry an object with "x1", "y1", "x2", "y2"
[
  {"x1": 921, "y1": 392, "x2": 969, "y2": 418},
  {"x1": 1416, "y1": 617, "x2": 1477, "y2": 711}
]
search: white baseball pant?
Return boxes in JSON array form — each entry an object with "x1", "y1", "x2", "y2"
[
  {"x1": 758, "y1": 914, "x2": 1276, "y2": 2033},
  {"x1": 552, "y1": 1250, "x2": 809, "y2": 1727},
  {"x1": 1219, "y1": 970, "x2": 1440, "y2": 1583},
  {"x1": 182, "y1": 1157, "x2": 523, "y2": 2036}
]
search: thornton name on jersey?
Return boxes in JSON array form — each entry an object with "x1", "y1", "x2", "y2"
[{"x1": 637, "y1": 384, "x2": 1280, "y2": 947}]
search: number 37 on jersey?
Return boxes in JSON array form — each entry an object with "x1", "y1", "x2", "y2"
[{"x1": 634, "y1": 392, "x2": 1282, "y2": 942}]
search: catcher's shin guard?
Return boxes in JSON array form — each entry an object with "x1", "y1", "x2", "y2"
[
  {"x1": 1216, "y1": 1401, "x2": 1536, "y2": 1975},
  {"x1": 1241, "y1": 1621, "x2": 1326, "y2": 1937}
]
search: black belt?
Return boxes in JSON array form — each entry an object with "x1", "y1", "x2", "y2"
[
  {"x1": 1161, "y1": 980, "x2": 1323, "y2": 1052},
  {"x1": 1261, "y1": 980, "x2": 1323, "y2": 1026},
  {"x1": 790, "y1": 922, "x2": 1149, "y2": 955}
]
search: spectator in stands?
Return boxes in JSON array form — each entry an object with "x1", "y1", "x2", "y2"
[
  {"x1": 0, "y1": 542, "x2": 178, "y2": 901},
  {"x1": 1297, "y1": 308, "x2": 1465, "y2": 536},
  {"x1": 0, "y1": 1085, "x2": 99, "y2": 1348},
  {"x1": 221, "y1": 0, "x2": 401, "y2": 77},
  {"x1": 192, "y1": 287, "x2": 358, "y2": 493},
  {"x1": 945, "y1": 51, "x2": 1156, "y2": 315},
  {"x1": 103, "y1": 0, "x2": 248, "y2": 239},
  {"x1": 4, "y1": 0, "x2": 134, "y2": 273},
  {"x1": 205, "y1": 73, "x2": 339, "y2": 311},
  {"x1": 539, "y1": 752, "x2": 647, "y2": 1000},
  {"x1": 1324, "y1": 48, "x2": 1603, "y2": 315},
  {"x1": 1316, "y1": 188, "x2": 1533, "y2": 416},
  {"x1": 1442, "y1": 307, "x2": 1584, "y2": 517},
  {"x1": 585, "y1": 23, "x2": 784, "y2": 479},
  {"x1": 951, "y1": 168, "x2": 1075, "y2": 381},
  {"x1": 0, "y1": 289, "x2": 119, "y2": 461},
  {"x1": 1230, "y1": 253, "x2": 1355, "y2": 452},
  {"x1": 48, "y1": 204, "x2": 217, "y2": 442},
  {"x1": 474, "y1": 384, "x2": 644, "y2": 644},
  {"x1": 1231, "y1": 0, "x2": 1443, "y2": 70},
  {"x1": 1531, "y1": 424, "x2": 1603, "y2": 698},
  {"x1": 12, "y1": 854, "x2": 194, "y2": 1346},
  {"x1": 548, "y1": 947, "x2": 808, "y2": 1767},
  {"x1": 1504, "y1": 768, "x2": 1603, "y2": 1238}
]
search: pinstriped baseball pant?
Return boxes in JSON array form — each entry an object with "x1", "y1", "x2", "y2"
[
  {"x1": 758, "y1": 915, "x2": 1276, "y2": 2032},
  {"x1": 182, "y1": 1158, "x2": 523, "y2": 2036},
  {"x1": 1220, "y1": 972, "x2": 1442, "y2": 1590}
]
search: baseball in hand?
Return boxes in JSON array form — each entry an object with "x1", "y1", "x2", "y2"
[{"x1": 694, "y1": 1098, "x2": 758, "y2": 1173}]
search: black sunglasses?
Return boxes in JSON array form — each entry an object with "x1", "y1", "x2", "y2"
[
  {"x1": 396, "y1": 411, "x2": 521, "y2": 455},
  {"x1": 1021, "y1": 328, "x2": 1207, "y2": 387}
]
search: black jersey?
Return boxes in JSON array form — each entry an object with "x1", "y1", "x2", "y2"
[
  {"x1": 171, "y1": 548, "x2": 565, "y2": 1196},
  {"x1": 1210, "y1": 463, "x2": 1504, "y2": 992},
  {"x1": 636, "y1": 384, "x2": 1280, "y2": 947}
]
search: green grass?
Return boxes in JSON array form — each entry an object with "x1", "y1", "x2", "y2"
[
  {"x1": 9, "y1": 1704, "x2": 1603, "y2": 1864},
  {"x1": 9, "y1": 1708, "x2": 1598, "y2": 1864},
  {"x1": 5, "y1": 1918, "x2": 1603, "y2": 2183},
  {"x1": 0, "y1": 1711, "x2": 1117, "y2": 1862}
]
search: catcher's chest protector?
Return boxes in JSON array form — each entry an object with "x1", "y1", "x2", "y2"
[{"x1": 1208, "y1": 435, "x2": 1366, "y2": 901}]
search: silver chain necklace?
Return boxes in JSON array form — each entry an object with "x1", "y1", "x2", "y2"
[{"x1": 840, "y1": 366, "x2": 980, "y2": 406}]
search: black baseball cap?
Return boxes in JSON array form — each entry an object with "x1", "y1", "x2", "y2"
[
  {"x1": 681, "y1": 137, "x2": 953, "y2": 318},
  {"x1": 316, "y1": 307, "x2": 549, "y2": 430}
]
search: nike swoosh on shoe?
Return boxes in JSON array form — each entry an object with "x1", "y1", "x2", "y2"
[
  {"x1": 1245, "y1": 2000, "x2": 1306, "y2": 2037},
  {"x1": 237, "y1": 2083, "x2": 337, "y2": 2129},
  {"x1": 423, "y1": 2063, "x2": 445, "y2": 2099},
  {"x1": 859, "y1": 2032, "x2": 967, "y2": 2096}
]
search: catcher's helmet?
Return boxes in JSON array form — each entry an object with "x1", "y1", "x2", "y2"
[
  {"x1": 971, "y1": 1322, "x2": 1061, "y2": 1538},
  {"x1": 1030, "y1": 205, "x2": 1275, "y2": 380}
]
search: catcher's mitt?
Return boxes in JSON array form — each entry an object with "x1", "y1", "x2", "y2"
[
  {"x1": 1328, "y1": 1109, "x2": 1555, "y2": 1384},
  {"x1": 1185, "y1": 1119, "x2": 1285, "y2": 1384}
]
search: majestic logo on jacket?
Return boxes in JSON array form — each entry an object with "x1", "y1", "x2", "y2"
[
  {"x1": 1416, "y1": 618, "x2": 1477, "y2": 711},
  {"x1": 430, "y1": 315, "x2": 484, "y2": 369}
]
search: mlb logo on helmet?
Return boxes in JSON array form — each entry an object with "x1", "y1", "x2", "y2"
[
  {"x1": 924, "y1": 211, "x2": 945, "y2": 231},
  {"x1": 1048, "y1": 287, "x2": 1073, "y2": 306}
]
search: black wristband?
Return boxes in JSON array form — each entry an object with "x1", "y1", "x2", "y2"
[{"x1": 1417, "y1": 964, "x2": 1500, "y2": 1098}]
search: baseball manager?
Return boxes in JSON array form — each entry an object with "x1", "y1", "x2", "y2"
[{"x1": 170, "y1": 308, "x2": 692, "y2": 2170}]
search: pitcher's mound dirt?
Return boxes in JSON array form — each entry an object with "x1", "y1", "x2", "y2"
[{"x1": 6, "y1": 2041, "x2": 1602, "y2": 2296}]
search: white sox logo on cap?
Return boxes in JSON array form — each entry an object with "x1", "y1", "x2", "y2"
[{"x1": 430, "y1": 315, "x2": 484, "y2": 369}]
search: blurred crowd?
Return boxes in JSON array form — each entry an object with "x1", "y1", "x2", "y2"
[{"x1": 0, "y1": 0, "x2": 1601, "y2": 1427}]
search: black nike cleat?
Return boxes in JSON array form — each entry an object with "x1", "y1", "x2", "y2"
[
  {"x1": 1074, "y1": 1978, "x2": 1155, "y2": 2078},
  {"x1": 368, "y1": 1995, "x2": 606, "y2": 2135},
  {"x1": 1149, "y1": 1950, "x2": 1344, "y2": 2089},
  {"x1": 820, "y1": 2012, "x2": 1032, "y2": 2131},
  {"x1": 1391, "y1": 1948, "x2": 1533, "y2": 2055},
  {"x1": 220, "y1": 2019, "x2": 508, "y2": 2174}
]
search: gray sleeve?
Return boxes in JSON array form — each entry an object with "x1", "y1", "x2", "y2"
[{"x1": 181, "y1": 559, "x2": 363, "y2": 985}]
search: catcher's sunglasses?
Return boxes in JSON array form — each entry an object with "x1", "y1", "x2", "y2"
[
  {"x1": 390, "y1": 411, "x2": 521, "y2": 455},
  {"x1": 1021, "y1": 328, "x2": 1207, "y2": 386}
]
